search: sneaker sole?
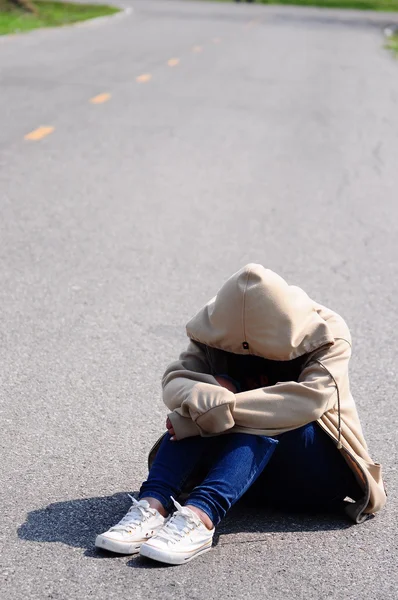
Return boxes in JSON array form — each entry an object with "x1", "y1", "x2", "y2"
[
  {"x1": 139, "y1": 539, "x2": 212, "y2": 565},
  {"x1": 95, "y1": 534, "x2": 144, "y2": 555}
]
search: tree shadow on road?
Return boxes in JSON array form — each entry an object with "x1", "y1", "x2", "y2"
[{"x1": 17, "y1": 491, "x2": 354, "y2": 565}]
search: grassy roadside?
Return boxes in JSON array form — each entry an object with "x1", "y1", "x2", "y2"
[
  {"x1": 386, "y1": 32, "x2": 398, "y2": 52},
  {"x1": 0, "y1": 1, "x2": 120, "y2": 35},
  {"x1": 201, "y1": 0, "x2": 398, "y2": 11}
]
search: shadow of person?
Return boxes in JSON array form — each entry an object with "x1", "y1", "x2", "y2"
[
  {"x1": 126, "y1": 500, "x2": 355, "y2": 569},
  {"x1": 17, "y1": 491, "x2": 355, "y2": 565},
  {"x1": 212, "y1": 500, "x2": 355, "y2": 548},
  {"x1": 17, "y1": 492, "x2": 138, "y2": 556}
]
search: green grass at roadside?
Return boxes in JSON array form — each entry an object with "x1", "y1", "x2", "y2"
[
  {"x1": 386, "y1": 32, "x2": 398, "y2": 52},
  {"x1": 201, "y1": 0, "x2": 398, "y2": 11},
  {"x1": 0, "y1": 1, "x2": 120, "y2": 35}
]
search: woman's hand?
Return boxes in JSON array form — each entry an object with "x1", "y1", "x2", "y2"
[{"x1": 166, "y1": 416, "x2": 176, "y2": 441}]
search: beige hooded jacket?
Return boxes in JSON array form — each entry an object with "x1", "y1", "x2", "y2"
[{"x1": 159, "y1": 264, "x2": 386, "y2": 523}]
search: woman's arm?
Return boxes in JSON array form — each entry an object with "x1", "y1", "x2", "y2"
[
  {"x1": 167, "y1": 339, "x2": 351, "y2": 439},
  {"x1": 162, "y1": 341, "x2": 236, "y2": 439}
]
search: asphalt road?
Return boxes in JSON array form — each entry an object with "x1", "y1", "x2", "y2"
[{"x1": 1, "y1": 1, "x2": 398, "y2": 598}]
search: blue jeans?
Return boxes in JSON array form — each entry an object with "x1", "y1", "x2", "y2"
[{"x1": 139, "y1": 423, "x2": 360, "y2": 526}]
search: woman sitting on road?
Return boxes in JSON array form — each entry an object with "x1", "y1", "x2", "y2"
[{"x1": 95, "y1": 264, "x2": 386, "y2": 565}]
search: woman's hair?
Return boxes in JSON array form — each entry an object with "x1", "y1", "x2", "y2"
[{"x1": 223, "y1": 351, "x2": 308, "y2": 387}]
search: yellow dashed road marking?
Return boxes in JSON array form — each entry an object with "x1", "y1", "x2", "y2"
[
  {"x1": 192, "y1": 46, "x2": 203, "y2": 53},
  {"x1": 90, "y1": 92, "x2": 111, "y2": 104},
  {"x1": 24, "y1": 126, "x2": 54, "y2": 141},
  {"x1": 136, "y1": 73, "x2": 152, "y2": 83},
  {"x1": 167, "y1": 58, "x2": 180, "y2": 67}
]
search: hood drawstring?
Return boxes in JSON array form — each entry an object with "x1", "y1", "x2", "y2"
[
  {"x1": 314, "y1": 360, "x2": 343, "y2": 449},
  {"x1": 241, "y1": 267, "x2": 251, "y2": 353}
]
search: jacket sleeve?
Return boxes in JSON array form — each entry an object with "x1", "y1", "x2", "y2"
[
  {"x1": 232, "y1": 339, "x2": 351, "y2": 434},
  {"x1": 162, "y1": 341, "x2": 236, "y2": 439},
  {"x1": 166, "y1": 338, "x2": 351, "y2": 439}
]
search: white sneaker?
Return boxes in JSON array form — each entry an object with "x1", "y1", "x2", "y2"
[
  {"x1": 140, "y1": 498, "x2": 214, "y2": 565},
  {"x1": 95, "y1": 496, "x2": 168, "y2": 555}
]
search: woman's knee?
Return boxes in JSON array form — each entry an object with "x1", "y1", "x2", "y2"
[
  {"x1": 221, "y1": 432, "x2": 277, "y2": 454},
  {"x1": 278, "y1": 422, "x2": 317, "y2": 448}
]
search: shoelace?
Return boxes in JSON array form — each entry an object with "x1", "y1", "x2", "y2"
[
  {"x1": 154, "y1": 497, "x2": 202, "y2": 544},
  {"x1": 110, "y1": 495, "x2": 156, "y2": 533}
]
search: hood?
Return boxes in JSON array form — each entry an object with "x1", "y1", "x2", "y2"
[{"x1": 186, "y1": 264, "x2": 334, "y2": 361}]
